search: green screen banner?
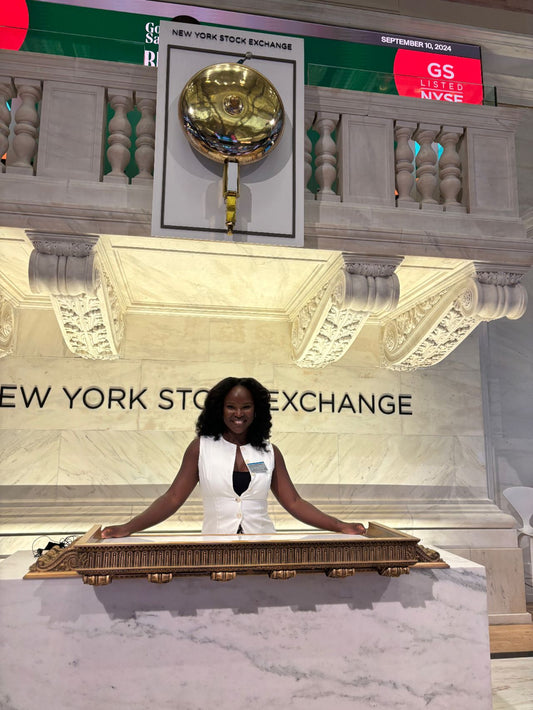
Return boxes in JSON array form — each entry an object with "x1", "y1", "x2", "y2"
[{"x1": 2, "y1": 0, "x2": 484, "y2": 104}]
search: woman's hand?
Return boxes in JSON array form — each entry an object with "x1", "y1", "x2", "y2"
[
  {"x1": 101, "y1": 524, "x2": 132, "y2": 539},
  {"x1": 338, "y1": 522, "x2": 367, "y2": 535}
]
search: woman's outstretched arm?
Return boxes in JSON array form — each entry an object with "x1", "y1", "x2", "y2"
[
  {"x1": 101, "y1": 439, "x2": 200, "y2": 538},
  {"x1": 270, "y1": 445, "x2": 366, "y2": 535}
]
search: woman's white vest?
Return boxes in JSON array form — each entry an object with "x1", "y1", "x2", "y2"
[{"x1": 198, "y1": 436, "x2": 276, "y2": 534}]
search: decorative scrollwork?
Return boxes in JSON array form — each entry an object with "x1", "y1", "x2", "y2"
[
  {"x1": 291, "y1": 284, "x2": 328, "y2": 351},
  {"x1": 382, "y1": 274, "x2": 527, "y2": 371},
  {"x1": 148, "y1": 573, "x2": 173, "y2": 583},
  {"x1": 476, "y1": 271, "x2": 524, "y2": 287},
  {"x1": 415, "y1": 545, "x2": 445, "y2": 564},
  {"x1": 27, "y1": 543, "x2": 80, "y2": 575},
  {"x1": 292, "y1": 257, "x2": 400, "y2": 369},
  {"x1": 344, "y1": 262, "x2": 397, "y2": 278},
  {"x1": 53, "y1": 265, "x2": 123, "y2": 360},
  {"x1": 0, "y1": 295, "x2": 15, "y2": 357},
  {"x1": 27, "y1": 233, "x2": 124, "y2": 360},
  {"x1": 28, "y1": 234, "x2": 98, "y2": 258},
  {"x1": 382, "y1": 293, "x2": 443, "y2": 356},
  {"x1": 268, "y1": 570, "x2": 297, "y2": 580},
  {"x1": 83, "y1": 574, "x2": 112, "y2": 586},
  {"x1": 211, "y1": 571, "x2": 237, "y2": 582},
  {"x1": 325, "y1": 568, "x2": 356, "y2": 578},
  {"x1": 378, "y1": 566, "x2": 410, "y2": 577}
]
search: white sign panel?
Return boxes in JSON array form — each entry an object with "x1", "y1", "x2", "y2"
[{"x1": 152, "y1": 21, "x2": 304, "y2": 246}]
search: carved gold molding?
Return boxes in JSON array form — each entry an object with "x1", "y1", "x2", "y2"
[
  {"x1": 24, "y1": 523, "x2": 448, "y2": 585},
  {"x1": 291, "y1": 255, "x2": 402, "y2": 368},
  {"x1": 382, "y1": 267, "x2": 528, "y2": 371},
  {"x1": 0, "y1": 293, "x2": 15, "y2": 358},
  {"x1": 27, "y1": 231, "x2": 124, "y2": 360},
  {"x1": 26, "y1": 540, "x2": 81, "y2": 577}
]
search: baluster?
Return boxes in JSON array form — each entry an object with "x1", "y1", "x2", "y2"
[
  {"x1": 9, "y1": 79, "x2": 42, "y2": 174},
  {"x1": 413, "y1": 124, "x2": 440, "y2": 208},
  {"x1": 0, "y1": 78, "x2": 15, "y2": 173},
  {"x1": 132, "y1": 92, "x2": 155, "y2": 185},
  {"x1": 437, "y1": 125, "x2": 465, "y2": 212},
  {"x1": 104, "y1": 88, "x2": 133, "y2": 184},
  {"x1": 314, "y1": 112, "x2": 340, "y2": 202},
  {"x1": 304, "y1": 110, "x2": 315, "y2": 199},
  {"x1": 394, "y1": 121, "x2": 417, "y2": 207}
]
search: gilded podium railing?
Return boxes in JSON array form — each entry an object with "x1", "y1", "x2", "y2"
[{"x1": 25, "y1": 523, "x2": 448, "y2": 585}]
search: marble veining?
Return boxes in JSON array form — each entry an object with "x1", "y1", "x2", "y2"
[
  {"x1": 491, "y1": 657, "x2": 533, "y2": 710},
  {"x1": 0, "y1": 550, "x2": 493, "y2": 710},
  {"x1": 57, "y1": 430, "x2": 191, "y2": 486},
  {"x1": 123, "y1": 313, "x2": 211, "y2": 361},
  {"x1": 273, "y1": 432, "x2": 339, "y2": 485},
  {"x1": 0, "y1": 430, "x2": 61, "y2": 485},
  {"x1": 400, "y1": 365, "x2": 484, "y2": 437}
]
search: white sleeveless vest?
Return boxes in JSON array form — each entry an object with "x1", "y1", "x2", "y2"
[{"x1": 198, "y1": 436, "x2": 276, "y2": 534}]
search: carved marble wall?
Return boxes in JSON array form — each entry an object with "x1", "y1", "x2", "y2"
[
  {"x1": 0, "y1": 308, "x2": 487, "y2": 523},
  {"x1": 480, "y1": 268, "x2": 533, "y2": 600}
]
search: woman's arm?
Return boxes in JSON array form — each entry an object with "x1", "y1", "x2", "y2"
[
  {"x1": 101, "y1": 439, "x2": 200, "y2": 538},
  {"x1": 270, "y1": 445, "x2": 366, "y2": 535}
]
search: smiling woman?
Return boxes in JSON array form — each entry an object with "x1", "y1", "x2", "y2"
[{"x1": 101, "y1": 376, "x2": 366, "y2": 538}]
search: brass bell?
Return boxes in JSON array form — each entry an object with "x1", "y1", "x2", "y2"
[{"x1": 179, "y1": 61, "x2": 285, "y2": 235}]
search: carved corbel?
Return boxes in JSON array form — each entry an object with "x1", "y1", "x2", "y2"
[
  {"x1": 27, "y1": 232, "x2": 124, "y2": 360},
  {"x1": 381, "y1": 265, "x2": 528, "y2": 371},
  {"x1": 291, "y1": 255, "x2": 402, "y2": 368},
  {"x1": 0, "y1": 293, "x2": 15, "y2": 358}
]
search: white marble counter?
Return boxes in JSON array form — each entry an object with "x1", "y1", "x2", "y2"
[{"x1": 0, "y1": 549, "x2": 492, "y2": 710}]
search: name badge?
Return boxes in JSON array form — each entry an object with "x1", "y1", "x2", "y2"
[{"x1": 246, "y1": 461, "x2": 268, "y2": 474}]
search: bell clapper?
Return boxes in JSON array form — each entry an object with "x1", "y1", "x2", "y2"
[{"x1": 223, "y1": 159, "x2": 240, "y2": 236}]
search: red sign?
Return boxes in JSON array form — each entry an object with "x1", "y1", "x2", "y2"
[
  {"x1": 0, "y1": 0, "x2": 29, "y2": 50},
  {"x1": 394, "y1": 49, "x2": 483, "y2": 105}
]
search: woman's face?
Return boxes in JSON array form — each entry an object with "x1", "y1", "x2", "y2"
[{"x1": 223, "y1": 385, "x2": 255, "y2": 440}]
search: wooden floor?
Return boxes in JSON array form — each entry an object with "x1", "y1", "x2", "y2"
[{"x1": 490, "y1": 604, "x2": 533, "y2": 656}]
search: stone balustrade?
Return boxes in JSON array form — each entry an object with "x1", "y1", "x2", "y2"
[
  {"x1": 0, "y1": 51, "x2": 155, "y2": 184},
  {"x1": 304, "y1": 85, "x2": 521, "y2": 218},
  {"x1": 0, "y1": 49, "x2": 528, "y2": 264}
]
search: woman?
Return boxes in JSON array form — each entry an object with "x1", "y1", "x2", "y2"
[{"x1": 101, "y1": 377, "x2": 366, "y2": 538}]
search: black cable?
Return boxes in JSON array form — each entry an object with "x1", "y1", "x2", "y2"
[{"x1": 32, "y1": 534, "x2": 77, "y2": 558}]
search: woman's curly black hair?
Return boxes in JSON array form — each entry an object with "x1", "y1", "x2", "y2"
[{"x1": 196, "y1": 377, "x2": 272, "y2": 450}]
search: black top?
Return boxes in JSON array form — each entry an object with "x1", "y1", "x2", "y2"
[{"x1": 233, "y1": 469, "x2": 251, "y2": 496}]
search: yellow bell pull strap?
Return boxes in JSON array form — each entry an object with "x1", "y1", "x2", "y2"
[{"x1": 223, "y1": 159, "x2": 240, "y2": 236}]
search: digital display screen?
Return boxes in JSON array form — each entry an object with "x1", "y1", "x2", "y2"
[{"x1": 1, "y1": 0, "x2": 484, "y2": 104}]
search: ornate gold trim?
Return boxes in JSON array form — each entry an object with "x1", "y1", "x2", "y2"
[
  {"x1": 24, "y1": 540, "x2": 81, "y2": 578},
  {"x1": 24, "y1": 523, "x2": 448, "y2": 583},
  {"x1": 326, "y1": 568, "x2": 356, "y2": 578},
  {"x1": 83, "y1": 574, "x2": 112, "y2": 586},
  {"x1": 211, "y1": 571, "x2": 237, "y2": 582},
  {"x1": 378, "y1": 567, "x2": 411, "y2": 577},
  {"x1": 268, "y1": 569, "x2": 297, "y2": 580}
]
